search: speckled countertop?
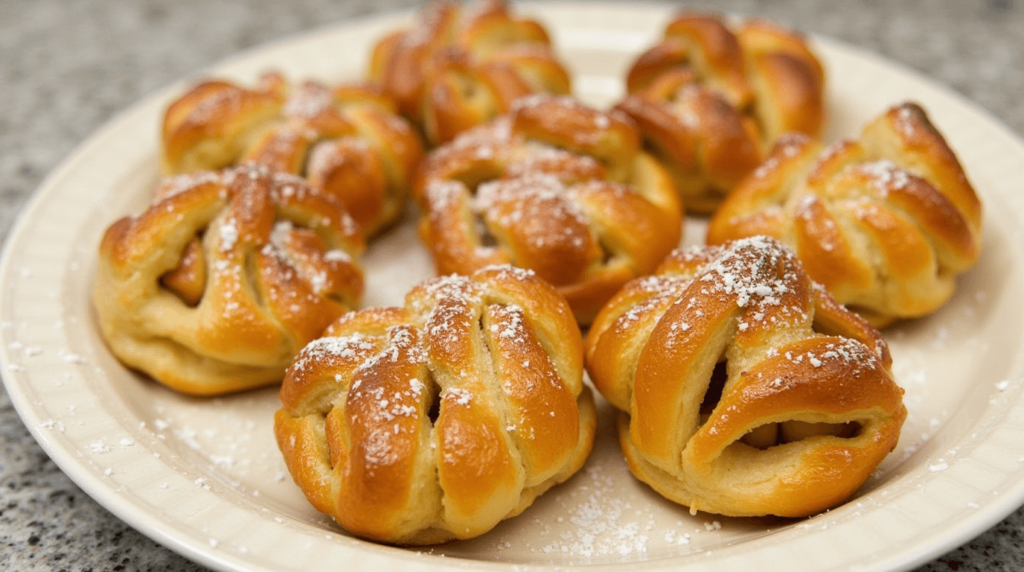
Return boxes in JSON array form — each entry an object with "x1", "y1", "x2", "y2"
[{"x1": 2, "y1": 0, "x2": 1024, "y2": 570}]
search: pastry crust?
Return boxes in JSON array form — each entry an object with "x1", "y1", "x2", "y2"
[
  {"x1": 617, "y1": 13, "x2": 825, "y2": 213},
  {"x1": 415, "y1": 94, "x2": 684, "y2": 325},
  {"x1": 707, "y1": 102, "x2": 982, "y2": 326},
  {"x1": 368, "y1": 0, "x2": 571, "y2": 146},
  {"x1": 274, "y1": 265, "x2": 596, "y2": 544},
  {"x1": 161, "y1": 72, "x2": 422, "y2": 236},
  {"x1": 93, "y1": 164, "x2": 365, "y2": 395},
  {"x1": 585, "y1": 236, "x2": 906, "y2": 517}
]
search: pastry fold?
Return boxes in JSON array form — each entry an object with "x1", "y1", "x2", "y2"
[
  {"x1": 618, "y1": 12, "x2": 826, "y2": 212},
  {"x1": 585, "y1": 237, "x2": 906, "y2": 517},
  {"x1": 275, "y1": 265, "x2": 595, "y2": 544},
  {"x1": 415, "y1": 94, "x2": 684, "y2": 324},
  {"x1": 708, "y1": 103, "x2": 982, "y2": 326},
  {"x1": 94, "y1": 165, "x2": 365, "y2": 395}
]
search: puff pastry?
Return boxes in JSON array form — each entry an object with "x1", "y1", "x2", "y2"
[
  {"x1": 274, "y1": 265, "x2": 596, "y2": 544},
  {"x1": 708, "y1": 102, "x2": 983, "y2": 326},
  {"x1": 585, "y1": 236, "x2": 906, "y2": 517},
  {"x1": 415, "y1": 94, "x2": 683, "y2": 325},
  {"x1": 161, "y1": 72, "x2": 422, "y2": 236},
  {"x1": 617, "y1": 12, "x2": 825, "y2": 213},
  {"x1": 368, "y1": 0, "x2": 571, "y2": 146},
  {"x1": 93, "y1": 164, "x2": 365, "y2": 395}
]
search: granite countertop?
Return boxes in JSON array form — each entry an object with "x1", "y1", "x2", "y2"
[{"x1": 2, "y1": 0, "x2": 1023, "y2": 570}]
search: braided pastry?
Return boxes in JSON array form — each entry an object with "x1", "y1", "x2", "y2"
[
  {"x1": 93, "y1": 164, "x2": 365, "y2": 395},
  {"x1": 161, "y1": 71, "x2": 422, "y2": 236},
  {"x1": 616, "y1": 13, "x2": 825, "y2": 213},
  {"x1": 585, "y1": 236, "x2": 906, "y2": 517},
  {"x1": 368, "y1": 0, "x2": 571, "y2": 146},
  {"x1": 274, "y1": 265, "x2": 596, "y2": 544},
  {"x1": 707, "y1": 102, "x2": 983, "y2": 327},
  {"x1": 415, "y1": 94, "x2": 683, "y2": 325}
]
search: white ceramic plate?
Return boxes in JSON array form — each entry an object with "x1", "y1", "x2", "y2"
[{"x1": 4, "y1": 3, "x2": 1024, "y2": 571}]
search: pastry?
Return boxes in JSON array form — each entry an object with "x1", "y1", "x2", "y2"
[
  {"x1": 585, "y1": 236, "x2": 906, "y2": 517},
  {"x1": 368, "y1": 0, "x2": 571, "y2": 146},
  {"x1": 161, "y1": 71, "x2": 422, "y2": 236},
  {"x1": 415, "y1": 94, "x2": 683, "y2": 325},
  {"x1": 616, "y1": 12, "x2": 825, "y2": 213},
  {"x1": 707, "y1": 102, "x2": 983, "y2": 326},
  {"x1": 93, "y1": 164, "x2": 365, "y2": 395},
  {"x1": 274, "y1": 265, "x2": 596, "y2": 544}
]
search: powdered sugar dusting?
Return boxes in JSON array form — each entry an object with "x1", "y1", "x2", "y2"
[
  {"x1": 613, "y1": 274, "x2": 690, "y2": 332},
  {"x1": 489, "y1": 303, "x2": 528, "y2": 344},
  {"x1": 323, "y1": 249, "x2": 351, "y2": 263},
  {"x1": 504, "y1": 143, "x2": 602, "y2": 181},
  {"x1": 155, "y1": 171, "x2": 223, "y2": 200},
  {"x1": 218, "y1": 218, "x2": 239, "y2": 251},
  {"x1": 511, "y1": 94, "x2": 623, "y2": 147},
  {"x1": 414, "y1": 273, "x2": 484, "y2": 355},
  {"x1": 443, "y1": 386, "x2": 472, "y2": 406},
  {"x1": 769, "y1": 338, "x2": 882, "y2": 387},
  {"x1": 752, "y1": 134, "x2": 808, "y2": 179},
  {"x1": 474, "y1": 173, "x2": 590, "y2": 247},
  {"x1": 357, "y1": 325, "x2": 427, "y2": 374},
  {"x1": 894, "y1": 104, "x2": 920, "y2": 139},
  {"x1": 695, "y1": 236, "x2": 797, "y2": 310},
  {"x1": 419, "y1": 273, "x2": 482, "y2": 312},
  {"x1": 857, "y1": 160, "x2": 913, "y2": 195},
  {"x1": 181, "y1": 84, "x2": 251, "y2": 129},
  {"x1": 488, "y1": 463, "x2": 728, "y2": 558},
  {"x1": 282, "y1": 81, "x2": 335, "y2": 120},
  {"x1": 480, "y1": 264, "x2": 536, "y2": 283},
  {"x1": 424, "y1": 179, "x2": 466, "y2": 214},
  {"x1": 289, "y1": 333, "x2": 376, "y2": 375},
  {"x1": 538, "y1": 465, "x2": 652, "y2": 557}
]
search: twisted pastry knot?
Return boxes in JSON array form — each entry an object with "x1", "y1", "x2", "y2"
[
  {"x1": 415, "y1": 94, "x2": 683, "y2": 325},
  {"x1": 585, "y1": 237, "x2": 906, "y2": 517},
  {"x1": 274, "y1": 265, "x2": 596, "y2": 544},
  {"x1": 161, "y1": 71, "x2": 423, "y2": 236},
  {"x1": 368, "y1": 0, "x2": 571, "y2": 146},
  {"x1": 708, "y1": 102, "x2": 983, "y2": 327},
  {"x1": 93, "y1": 164, "x2": 365, "y2": 395},
  {"x1": 616, "y1": 13, "x2": 825, "y2": 213}
]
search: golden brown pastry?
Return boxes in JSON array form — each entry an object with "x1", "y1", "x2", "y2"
[
  {"x1": 617, "y1": 12, "x2": 825, "y2": 213},
  {"x1": 414, "y1": 94, "x2": 684, "y2": 325},
  {"x1": 368, "y1": 0, "x2": 571, "y2": 146},
  {"x1": 94, "y1": 164, "x2": 365, "y2": 395},
  {"x1": 707, "y1": 102, "x2": 982, "y2": 327},
  {"x1": 274, "y1": 265, "x2": 596, "y2": 544},
  {"x1": 161, "y1": 72, "x2": 422, "y2": 236},
  {"x1": 585, "y1": 236, "x2": 906, "y2": 517}
]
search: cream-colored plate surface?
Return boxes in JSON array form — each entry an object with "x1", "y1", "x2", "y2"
[{"x1": 3, "y1": 3, "x2": 1024, "y2": 571}]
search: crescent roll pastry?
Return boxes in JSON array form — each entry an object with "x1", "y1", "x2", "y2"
[
  {"x1": 161, "y1": 71, "x2": 423, "y2": 236},
  {"x1": 707, "y1": 102, "x2": 983, "y2": 327},
  {"x1": 585, "y1": 236, "x2": 906, "y2": 517},
  {"x1": 415, "y1": 94, "x2": 683, "y2": 325},
  {"x1": 617, "y1": 12, "x2": 825, "y2": 213},
  {"x1": 93, "y1": 164, "x2": 365, "y2": 395},
  {"x1": 368, "y1": 0, "x2": 571, "y2": 146},
  {"x1": 274, "y1": 265, "x2": 596, "y2": 544}
]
